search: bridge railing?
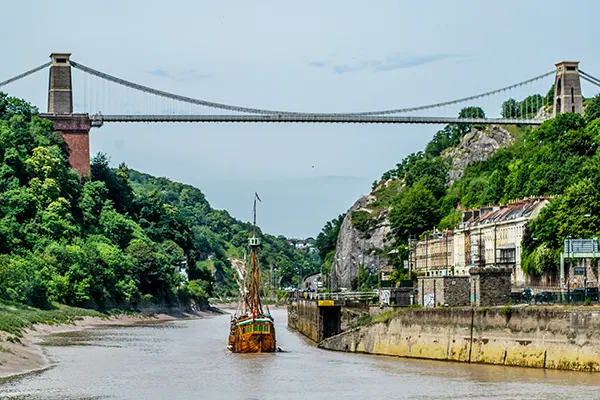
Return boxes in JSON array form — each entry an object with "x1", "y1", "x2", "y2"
[{"x1": 288, "y1": 291, "x2": 378, "y2": 302}]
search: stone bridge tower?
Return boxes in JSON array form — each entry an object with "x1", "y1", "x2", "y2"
[
  {"x1": 553, "y1": 61, "x2": 583, "y2": 116},
  {"x1": 44, "y1": 53, "x2": 92, "y2": 177}
]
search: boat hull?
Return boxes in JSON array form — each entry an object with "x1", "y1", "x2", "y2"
[{"x1": 228, "y1": 317, "x2": 276, "y2": 353}]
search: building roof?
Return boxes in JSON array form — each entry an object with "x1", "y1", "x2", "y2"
[{"x1": 458, "y1": 197, "x2": 550, "y2": 229}]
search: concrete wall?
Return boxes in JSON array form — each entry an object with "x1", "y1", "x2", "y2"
[
  {"x1": 319, "y1": 307, "x2": 600, "y2": 372},
  {"x1": 288, "y1": 299, "x2": 341, "y2": 342}
]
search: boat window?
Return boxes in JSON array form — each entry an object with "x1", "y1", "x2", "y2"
[
  {"x1": 253, "y1": 325, "x2": 258, "y2": 332},
  {"x1": 259, "y1": 325, "x2": 263, "y2": 332},
  {"x1": 265, "y1": 325, "x2": 269, "y2": 332}
]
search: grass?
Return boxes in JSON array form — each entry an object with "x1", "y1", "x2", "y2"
[{"x1": 0, "y1": 302, "x2": 105, "y2": 337}]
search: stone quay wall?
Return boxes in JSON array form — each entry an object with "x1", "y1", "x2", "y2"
[
  {"x1": 470, "y1": 266, "x2": 512, "y2": 306},
  {"x1": 319, "y1": 306, "x2": 600, "y2": 372},
  {"x1": 417, "y1": 276, "x2": 470, "y2": 307}
]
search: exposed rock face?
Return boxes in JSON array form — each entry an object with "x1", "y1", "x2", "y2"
[
  {"x1": 332, "y1": 125, "x2": 516, "y2": 288},
  {"x1": 332, "y1": 194, "x2": 391, "y2": 289},
  {"x1": 445, "y1": 125, "x2": 513, "y2": 185}
]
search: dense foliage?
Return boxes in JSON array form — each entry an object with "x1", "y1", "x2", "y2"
[
  {"x1": 0, "y1": 92, "x2": 317, "y2": 311},
  {"x1": 128, "y1": 171, "x2": 320, "y2": 295},
  {"x1": 320, "y1": 88, "x2": 600, "y2": 279}
]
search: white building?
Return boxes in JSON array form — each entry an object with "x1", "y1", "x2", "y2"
[
  {"x1": 415, "y1": 197, "x2": 550, "y2": 285},
  {"x1": 453, "y1": 197, "x2": 549, "y2": 285}
]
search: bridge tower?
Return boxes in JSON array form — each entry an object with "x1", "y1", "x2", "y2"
[
  {"x1": 45, "y1": 53, "x2": 92, "y2": 177},
  {"x1": 553, "y1": 61, "x2": 583, "y2": 116}
]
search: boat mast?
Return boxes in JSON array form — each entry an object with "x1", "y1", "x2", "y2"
[{"x1": 249, "y1": 196, "x2": 263, "y2": 317}]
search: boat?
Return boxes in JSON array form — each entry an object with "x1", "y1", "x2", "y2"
[{"x1": 227, "y1": 194, "x2": 276, "y2": 353}]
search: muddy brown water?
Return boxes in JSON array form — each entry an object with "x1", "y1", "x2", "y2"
[{"x1": 0, "y1": 309, "x2": 598, "y2": 399}]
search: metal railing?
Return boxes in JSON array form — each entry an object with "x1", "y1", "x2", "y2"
[
  {"x1": 288, "y1": 291, "x2": 378, "y2": 302},
  {"x1": 511, "y1": 288, "x2": 599, "y2": 305}
]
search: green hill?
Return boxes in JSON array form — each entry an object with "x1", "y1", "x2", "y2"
[{"x1": 0, "y1": 92, "x2": 318, "y2": 312}]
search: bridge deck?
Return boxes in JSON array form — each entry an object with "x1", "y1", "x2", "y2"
[{"x1": 88, "y1": 114, "x2": 544, "y2": 126}]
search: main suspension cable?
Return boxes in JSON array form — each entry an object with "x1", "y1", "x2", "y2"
[
  {"x1": 0, "y1": 62, "x2": 51, "y2": 88},
  {"x1": 71, "y1": 60, "x2": 554, "y2": 117}
]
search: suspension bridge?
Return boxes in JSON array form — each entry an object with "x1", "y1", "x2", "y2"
[{"x1": 1, "y1": 53, "x2": 600, "y2": 175}]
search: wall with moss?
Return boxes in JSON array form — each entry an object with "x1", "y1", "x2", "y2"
[{"x1": 318, "y1": 306, "x2": 600, "y2": 372}]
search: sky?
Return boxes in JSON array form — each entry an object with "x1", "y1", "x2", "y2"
[{"x1": 2, "y1": 0, "x2": 600, "y2": 238}]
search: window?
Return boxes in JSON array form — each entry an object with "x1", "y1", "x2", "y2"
[
  {"x1": 572, "y1": 105, "x2": 575, "y2": 113},
  {"x1": 571, "y1": 87, "x2": 574, "y2": 102},
  {"x1": 56, "y1": 58, "x2": 67, "y2": 63},
  {"x1": 567, "y1": 66, "x2": 576, "y2": 71}
]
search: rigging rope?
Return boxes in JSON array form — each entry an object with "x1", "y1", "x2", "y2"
[
  {"x1": 70, "y1": 60, "x2": 554, "y2": 117},
  {"x1": 0, "y1": 62, "x2": 51, "y2": 88}
]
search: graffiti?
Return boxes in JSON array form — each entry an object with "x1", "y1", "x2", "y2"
[{"x1": 423, "y1": 293, "x2": 435, "y2": 307}]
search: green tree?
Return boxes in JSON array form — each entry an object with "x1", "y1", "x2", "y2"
[
  {"x1": 389, "y1": 184, "x2": 439, "y2": 243},
  {"x1": 501, "y1": 98, "x2": 519, "y2": 118},
  {"x1": 585, "y1": 94, "x2": 600, "y2": 123},
  {"x1": 315, "y1": 214, "x2": 345, "y2": 260}
]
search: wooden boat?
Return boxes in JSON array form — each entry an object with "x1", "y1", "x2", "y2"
[{"x1": 228, "y1": 195, "x2": 276, "y2": 353}]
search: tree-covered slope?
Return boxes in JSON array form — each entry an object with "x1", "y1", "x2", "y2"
[
  {"x1": 0, "y1": 92, "x2": 318, "y2": 311},
  {"x1": 127, "y1": 170, "x2": 320, "y2": 297}
]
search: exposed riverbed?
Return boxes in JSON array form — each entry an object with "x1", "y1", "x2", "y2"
[{"x1": 0, "y1": 309, "x2": 598, "y2": 399}]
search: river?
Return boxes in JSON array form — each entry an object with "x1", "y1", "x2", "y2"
[{"x1": 0, "y1": 309, "x2": 598, "y2": 399}]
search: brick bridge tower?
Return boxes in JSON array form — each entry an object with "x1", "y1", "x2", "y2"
[
  {"x1": 553, "y1": 61, "x2": 583, "y2": 116},
  {"x1": 43, "y1": 53, "x2": 92, "y2": 177}
]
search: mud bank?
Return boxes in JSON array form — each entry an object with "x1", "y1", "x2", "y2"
[
  {"x1": 318, "y1": 306, "x2": 600, "y2": 372},
  {"x1": 0, "y1": 310, "x2": 215, "y2": 379}
]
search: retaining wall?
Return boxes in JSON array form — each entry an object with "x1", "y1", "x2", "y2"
[{"x1": 319, "y1": 306, "x2": 600, "y2": 372}]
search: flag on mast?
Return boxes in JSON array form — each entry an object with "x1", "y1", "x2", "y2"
[{"x1": 255, "y1": 192, "x2": 262, "y2": 202}]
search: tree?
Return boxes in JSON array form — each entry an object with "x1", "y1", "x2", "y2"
[
  {"x1": 315, "y1": 214, "x2": 345, "y2": 260},
  {"x1": 501, "y1": 98, "x2": 519, "y2": 118},
  {"x1": 585, "y1": 94, "x2": 600, "y2": 123},
  {"x1": 389, "y1": 184, "x2": 439, "y2": 243},
  {"x1": 91, "y1": 154, "x2": 134, "y2": 214},
  {"x1": 521, "y1": 94, "x2": 544, "y2": 117}
]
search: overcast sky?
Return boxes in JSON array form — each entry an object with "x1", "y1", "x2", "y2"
[{"x1": 2, "y1": 0, "x2": 600, "y2": 238}]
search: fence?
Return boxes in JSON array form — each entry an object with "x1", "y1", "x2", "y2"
[
  {"x1": 510, "y1": 288, "x2": 599, "y2": 305},
  {"x1": 286, "y1": 290, "x2": 378, "y2": 302}
]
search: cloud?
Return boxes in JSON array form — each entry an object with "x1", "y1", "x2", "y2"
[
  {"x1": 147, "y1": 68, "x2": 210, "y2": 81},
  {"x1": 148, "y1": 68, "x2": 170, "y2": 78},
  {"x1": 312, "y1": 54, "x2": 471, "y2": 74},
  {"x1": 373, "y1": 54, "x2": 464, "y2": 72}
]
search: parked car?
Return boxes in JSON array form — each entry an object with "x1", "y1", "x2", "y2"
[{"x1": 534, "y1": 291, "x2": 554, "y2": 304}]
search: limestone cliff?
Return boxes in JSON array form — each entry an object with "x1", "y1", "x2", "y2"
[
  {"x1": 444, "y1": 124, "x2": 513, "y2": 184},
  {"x1": 331, "y1": 125, "x2": 515, "y2": 288},
  {"x1": 332, "y1": 190, "x2": 392, "y2": 289}
]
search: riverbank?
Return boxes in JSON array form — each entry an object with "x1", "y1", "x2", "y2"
[
  {"x1": 318, "y1": 305, "x2": 600, "y2": 372},
  {"x1": 0, "y1": 304, "x2": 217, "y2": 379}
]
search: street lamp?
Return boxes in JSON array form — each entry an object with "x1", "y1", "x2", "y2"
[
  {"x1": 371, "y1": 249, "x2": 381, "y2": 292},
  {"x1": 355, "y1": 254, "x2": 364, "y2": 291}
]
